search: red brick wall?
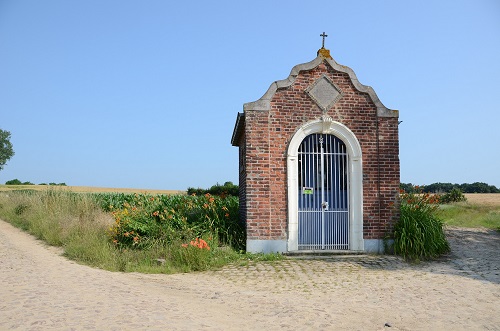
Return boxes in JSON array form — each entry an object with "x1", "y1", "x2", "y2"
[{"x1": 239, "y1": 61, "x2": 399, "y2": 241}]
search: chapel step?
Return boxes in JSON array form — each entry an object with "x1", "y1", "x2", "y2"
[{"x1": 284, "y1": 250, "x2": 366, "y2": 258}]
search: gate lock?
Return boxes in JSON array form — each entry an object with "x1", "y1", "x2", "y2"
[{"x1": 321, "y1": 201, "x2": 329, "y2": 211}]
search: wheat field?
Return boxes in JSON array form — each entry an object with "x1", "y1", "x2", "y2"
[
  {"x1": 464, "y1": 193, "x2": 500, "y2": 206},
  {"x1": 0, "y1": 184, "x2": 184, "y2": 195}
]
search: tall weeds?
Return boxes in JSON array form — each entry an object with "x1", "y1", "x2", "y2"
[
  {"x1": 0, "y1": 189, "x2": 117, "y2": 267},
  {"x1": 0, "y1": 189, "x2": 244, "y2": 273}
]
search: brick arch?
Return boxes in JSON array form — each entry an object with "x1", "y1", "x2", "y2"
[{"x1": 287, "y1": 117, "x2": 364, "y2": 251}]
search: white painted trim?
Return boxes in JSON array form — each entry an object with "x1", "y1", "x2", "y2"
[{"x1": 287, "y1": 117, "x2": 364, "y2": 251}]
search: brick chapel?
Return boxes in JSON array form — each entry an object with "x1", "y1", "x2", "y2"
[{"x1": 231, "y1": 36, "x2": 400, "y2": 253}]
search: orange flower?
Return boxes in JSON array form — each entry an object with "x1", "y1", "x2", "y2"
[
  {"x1": 189, "y1": 238, "x2": 210, "y2": 250},
  {"x1": 152, "y1": 211, "x2": 159, "y2": 217},
  {"x1": 181, "y1": 244, "x2": 188, "y2": 248},
  {"x1": 225, "y1": 213, "x2": 230, "y2": 218}
]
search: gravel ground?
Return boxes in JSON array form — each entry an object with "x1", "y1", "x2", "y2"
[{"x1": 0, "y1": 220, "x2": 499, "y2": 331}]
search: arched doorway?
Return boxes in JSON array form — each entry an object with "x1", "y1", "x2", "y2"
[
  {"x1": 297, "y1": 133, "x2": 349, "y2": 250},
  {"x1": 287, "y1": 117, "x2": 363, "y2": 251}
]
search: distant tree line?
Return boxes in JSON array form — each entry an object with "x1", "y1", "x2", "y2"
[
  {"x1": 190, "y1": 181, "x2": 499, "y2": 197},
  {"x1": 187, "y1": 181, "x2": 239, "y2": 197},
  {"x1": 5, "y1": 179, "x2": 67, "y2": 186},
  {"x1": 400, "y1": 182, "x2": 500, "y2": 194}
]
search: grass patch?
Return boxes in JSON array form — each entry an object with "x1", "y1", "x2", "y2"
[
  {"x1": 437, "y1": 201, "x2": 500, "y2": 230},
  {"x1": 0, "y1": 189, "x2": 281, "y2": 273}
]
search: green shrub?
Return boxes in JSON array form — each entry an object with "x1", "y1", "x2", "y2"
[
  {"x1": 14, "y1": 203, "x2": 29, "y2": 215},
  {"x1": 390, "y1": 190, "x2": 450, "y2": 261},
  {"x1": 94, "y1": 192, "x2": 245, "y2": 251},
  {"x1": 439, "y1": 188, "x2": 467, "y2": 204}
]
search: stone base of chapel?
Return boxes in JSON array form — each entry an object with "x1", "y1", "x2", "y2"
[{"x1": 246, "y1": 239, "x2": 390, "y2": 254}]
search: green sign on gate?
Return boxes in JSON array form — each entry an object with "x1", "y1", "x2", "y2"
[{"x1": 302, "y1": 187, "x2": 314, "y2": 195}]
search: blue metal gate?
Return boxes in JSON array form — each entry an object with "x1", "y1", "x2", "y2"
[{"x1": 298, "y1": 133, "x2": 349, "y2": 250}]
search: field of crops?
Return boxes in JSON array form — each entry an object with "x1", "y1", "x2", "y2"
[
  {"x1": 0, "y1": 184, "x2": 184, "y2": 195},
  {"x1": 464, "y1": 193, "x2": 500, "y2": 206}
]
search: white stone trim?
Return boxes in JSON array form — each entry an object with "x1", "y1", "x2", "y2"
[
  {"x1": 247, "y1": 239, "x2": 287, "y2": 254},
  {"x1": 364, "y1": 239, "x2": 392, "y2": 254},
  {"x1": 287, "y1": 118, "x2": 364, "y2": 252}
]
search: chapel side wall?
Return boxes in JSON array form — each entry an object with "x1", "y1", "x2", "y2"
[
  {"x1": 244, "y1": 111, "x2": 272, "y2": 240},
  {"x1": 375, "y1": 116, "x2": 400, "y2": 237},
  {"x1": 238, "y1": 130, "x2": 247, "y2": 226}
]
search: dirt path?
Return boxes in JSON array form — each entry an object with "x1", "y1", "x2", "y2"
[{"x1": 1, "y1": 220, "x2": 499, "y2": 331}]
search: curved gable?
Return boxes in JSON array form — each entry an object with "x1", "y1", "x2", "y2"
[{"x1": 243, "y1": 53, "x2": 398, "y2": 118}]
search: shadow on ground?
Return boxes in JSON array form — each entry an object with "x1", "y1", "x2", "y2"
[{"x1": 291, "y1": 227, "x2": 500, "y2": 285}]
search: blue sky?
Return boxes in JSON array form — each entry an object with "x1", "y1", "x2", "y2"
[{"x1": 1, "y1": 0, "x2": 499, "y2": 190}]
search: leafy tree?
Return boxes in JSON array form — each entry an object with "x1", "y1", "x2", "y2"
[
  {"x1": 5, "y1": 178, "x2": 22, "y2": 185},
  {"x1": 0, "y1": 129, "x2": 14, "y2": 171},
  {"x1": 187, "y1": 181, "x2": 239, "y2": 197},
  {"x1": 5, "y1": 179, "x2": 34, "y2": 185},
  {"x1": 461, "y1": 182, "x2": 499, "y2": 193},
  {"x1": 400, "y1": 182, "x2": 500, "y2": 194},
  {"x1": 423, "y1": 182, "x2": 458, "y2": 193}
]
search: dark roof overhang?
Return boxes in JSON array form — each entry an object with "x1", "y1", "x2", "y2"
[{"x1": 231, "y1": 112, "x2": 245, "y2": 146}]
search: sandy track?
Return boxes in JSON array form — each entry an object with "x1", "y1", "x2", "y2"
[{"x1": 1, "y1": 220, "x2": 499, "y2": 331}]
